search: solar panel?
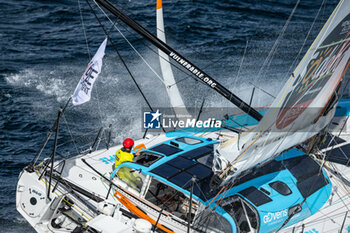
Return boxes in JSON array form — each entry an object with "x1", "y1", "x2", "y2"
[
  {"x1": 150, "y1": 146, "x2": 216, "y2": 200},
  {"x1": 168, "y1": 156, "x2": 196, "y2": 170},
  {"x1": 180, "y1": 145, "x2": 213, "y2": 160},
  {"x1": 239, "y1": 187, "x2": 272, "y2": 206},
  {"x1": 324, "y1": 144, "x2": 350, "y2": 166},
  {"x1": 150, "y1": 144, "x2": 183, "y2": 156},
  {"x1": 151, "y1": 163, "x2": 180, "y2": 179}
]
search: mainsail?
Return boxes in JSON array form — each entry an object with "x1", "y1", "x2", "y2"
[
  {"x1": 156, "y1": 0, "x2": 190, "y2": 118},
  {"x1": 218, "y1": 0, "x2": 350, "y2": 180}
]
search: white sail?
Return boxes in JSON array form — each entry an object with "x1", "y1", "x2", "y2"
[
  {"x1": 156, "y1": 0, "x2": 190, "y2": 118},
  {"x1": 219, "y1": 0, "x2": 350, "y2": 180}
]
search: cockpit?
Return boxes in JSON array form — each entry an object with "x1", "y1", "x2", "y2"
[
  {"x1": 111, "y1": 137, "x2": 220, "y2": 222},
  {"x1": 110, "y1": 138, "x2": 332, "y2": 233}
]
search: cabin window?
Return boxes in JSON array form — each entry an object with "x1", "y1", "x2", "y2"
[
  {"x1": 193, "y1": 208, "x2": 233, "y2": 233},
  {"x1": 176, "y1": 137, "x2": 203, "y2": 145},
  {"x1": 144, "y1": 177, "x2": 198, "y2": 222},
  {"x1": 269, "y1": 181, "x2": 292, "y2": 196},
  {"x1": 238, "y1": 186, "x2": 272, "y2": 207},
  {"x1": 220, "y1": 195, "x2": 259, "y2": 233},
  {"x1": 150, "y1": 144, "x2": 182, "y2": 156}
]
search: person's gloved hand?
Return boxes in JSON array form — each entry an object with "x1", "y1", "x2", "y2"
[{"x1": 135, "y1": 150, "x2": 141, "y2": 156}]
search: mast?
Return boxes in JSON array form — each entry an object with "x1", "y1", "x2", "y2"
[
  {"x1": 93, "y1": 0, "x2": 263, "y2": 122},
  {"x1": 156, "y1": 0, "x2": 190, "y2": 118}
]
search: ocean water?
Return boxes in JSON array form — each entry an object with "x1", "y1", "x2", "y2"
[{"x1": 0, "y1": 0, "x2": 341, "y2": 232}]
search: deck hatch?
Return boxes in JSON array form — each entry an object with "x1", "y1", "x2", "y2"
[{"x1": 176, "y1": 137, "x2": 203, "y2": 145}]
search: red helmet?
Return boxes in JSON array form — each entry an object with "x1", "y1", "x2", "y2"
[{"x1": 123, "y1": 138, "x2": 134, "y2": 148}]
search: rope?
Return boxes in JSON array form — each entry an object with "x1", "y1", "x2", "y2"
[
  {"x1": 253, "y1": 0, "x2": 301, "y2": 86},
  {"x1": 234, "y1": 40, "x2": 249, "y2": 89},
  {"x1": 77, "y1": 0, "x2": 110, "y2": 148},
  {"x1": 111, "y1": 21, "x2": 200, "y2": 87},
  {"x1": 121, "y1": 6, "x2": 223, "y2": 67},
  {"x1": 86, "y1": 0, "x2": 166, "y2": 133},
  {"x1": 35, "y1": 169, "x2": 92, "y2": 221},
  {"x1": 281, "y1": 0, "x2": 327, "y2": 84},
  {"x1": 62, "y1": 112, "x2": 80, "y2": 155},
  {"x1": 95, "y1": 2, "x2": 241, "y2": 90},
  {"x1": 78, "y1": 0, "x2": 92, "y2": 60},
  {"x1": 92, "y1": 0, "x2": 167, "y2": 86}
]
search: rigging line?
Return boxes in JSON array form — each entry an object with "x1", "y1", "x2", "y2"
[
  {"x1": 87, "y1": 0, "x2": 166, "y2": 133},
  {"x1": 56, "y1": 128, "x2": 99, "y2": 146},
  {"x1": 35, "y1": 169, "x2": 93, "y2": 221},
  {"x1": 282, "y1": 0, "x2": 326, "y2": 83},
  {"x1": 277, "y1": 153, "x2": 336, "y2": 232},
  {"x1": 109, "y1": 10, "x2": 222, "y2": 93},
  {"x1": 62, "y1": 113, "x2": 80, "y2": 155},
  {"x1": 93, "y1": 0, "x2": 263, "y2": 121},
  {"x1": 93, "y1": 6, "x2": 131, "y2": 142},
  {"x1": 121, "y1": 21, "x2": 247, "y2": 89},
  {"x1": 77, "y1": 0, "x2": 103, "y2": 137},
  {"x1": 333, "y1": 185, "x2": 350, "y2": 212},
  {"x1": 112, "y1": 20, "x2": 200, "y2": 86},
  {"x1": 94, "y1": 2, "x2": 131, "y2": 133},
  {"x1": 221, "y1": 3, "x2": 350, "y2": 178},
  {"x1": 327, "y1": 164, "x2": 350, "y2": 196},
  {"x1": 93, "y1": 0, "x2": 167, "y2": 86},
  {"x1": 217, "y1": 123, "x2": 294, "y2": 207},
  {"x1": 190, "y1": 185, "x2": 228, "y2": 229},
  {"x1": 320, "y1": 76, "x2": 350, "y2": 165},
  {"x1": 108, "y1": 5, "x2": 244, "y2": 89},
  {"x1": 78, "y1": 0, "x2": 91, "y2": 60},
  {"x1": 122, "y1": 6, "x2": 217, "y2": 63},
  {"x1": 234, "y1": 40, "x2": 249, "y2": 89},
  {"x1": 122, "y1": 24, "x2": 237, "y2": 89},
  {"x1": 248, "y1": 81, "x2": 276, "y2": 99},
  {"x1": 253, "y1": 0, "x2": 301, "y2": 86}
]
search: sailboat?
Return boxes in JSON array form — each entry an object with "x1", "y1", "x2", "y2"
[{"x1": 16, "y1": 0, "x2": 350, "y2": 232}]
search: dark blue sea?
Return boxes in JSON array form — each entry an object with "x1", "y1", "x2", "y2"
[{"x1": 0, "y1": 0, "x2": 342, "y2": 232}]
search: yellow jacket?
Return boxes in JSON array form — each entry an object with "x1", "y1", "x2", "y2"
[{"x1": 115, "y1": 148, "x2": 134, "y2": 169}]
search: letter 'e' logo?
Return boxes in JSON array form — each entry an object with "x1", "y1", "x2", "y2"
[{"x1": 143, "y1": 110, "x2": 161, "y2": 129}]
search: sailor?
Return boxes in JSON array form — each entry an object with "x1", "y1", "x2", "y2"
[
  {"x1": 115, "y1": 138, "x2": 142, "y2": 190},
  {"x1": 114, "y1": 138, "x2": 137, "y2": 169}
]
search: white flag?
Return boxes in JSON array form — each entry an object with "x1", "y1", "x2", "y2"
[{"x1": 72, "y1": 38, "x2": 107, "y2": 105}]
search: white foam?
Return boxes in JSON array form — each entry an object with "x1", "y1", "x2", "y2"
[{"x1": 5, "y1": 67, "x2": 71, "y2": 103}]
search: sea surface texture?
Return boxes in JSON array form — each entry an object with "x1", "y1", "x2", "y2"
[{"x1": 0, "y1": 0, "x2": 344, "y2": 232}]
